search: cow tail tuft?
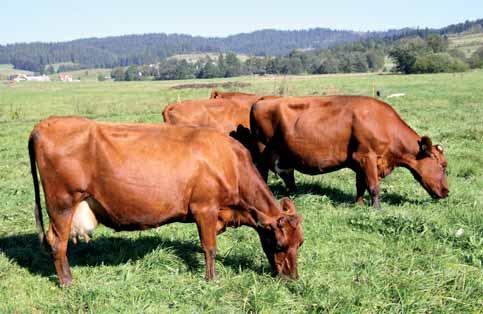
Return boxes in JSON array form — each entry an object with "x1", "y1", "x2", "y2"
[{"x1": 28, "y1": 133, "x2": 46, "y2": 245}]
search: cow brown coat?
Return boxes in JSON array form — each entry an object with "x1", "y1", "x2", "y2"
[
  {"x1": 250, "y1": 96, "x2": 449, "y2": 208},
  {"x1": 29, "y1": 117, "x2": 303, "y2": 285}
]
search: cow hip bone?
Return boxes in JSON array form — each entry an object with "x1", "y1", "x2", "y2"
[{"x1": 70, "y1": 198, "x2": 99, "y2": 243}]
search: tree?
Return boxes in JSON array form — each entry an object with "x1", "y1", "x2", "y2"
[
  {"x1": 217, "y1": 54, "x2": 225, "y2": 76},
  {"x1": 366, "y1": 50, "x2": 385, "y2": 71},
  {"x1": 125, "y1": 65, "x2": 141, "y2": 81},
  {"x1": 425, "y1": 34, "x2": 449, "y2": 53},
  {"x1": 224, "y1": 53, "x2": 242, "y2": 77},
  {"x1": 317, "y1": 57, "x2": 339, "y2": 74},
  {"x1": 469, "y1": 47, "x2": 483, "y2": 68},
  {"x1": 46, "y1": 65, "x2": 55, "y2": 75},
  {"x1": 111, "y1": 67, "x2": 125, "y2": 81},
  {"x1": 157, "y1": 60, "x2": 179, "y2": 80},
  {"x1": 197, "y1": 61, "x2": 219, "y2": 79},
  {"x1": 389, "y1": 37, "x2": 429, "y2": 73},
  {"x1": 178, "y1": 60, "x2": 196, "y2": 79}
]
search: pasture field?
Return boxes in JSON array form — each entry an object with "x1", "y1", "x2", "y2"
[
  {"x1": 0, "y1": 71, "x2": 482, "y2": 313},
  {"x1": 448, "y1": 31, "x2": 483, "y2": 57}
]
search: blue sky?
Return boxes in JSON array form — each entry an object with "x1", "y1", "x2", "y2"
[{"x1": 1, "y1": 0, "x2": 482, "y2": 44}]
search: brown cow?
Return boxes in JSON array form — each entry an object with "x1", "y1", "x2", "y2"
[
  {"x1": 250, "y1": 96, "x2": 449, "y2": 208},
  {"x1": 163, "y1": 92, "x2": 267, "y2": 166},
  {"x1": 29, "y1": 117, "x2": 303, "y2": 285},
  {"x1": 163, "y1": 98, "x2": 251, "y2": 134},
  {"x1": 210, "y1": 90, "x2": 261, "y2": 105}
]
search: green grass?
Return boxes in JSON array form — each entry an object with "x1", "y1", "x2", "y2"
[{"x1": 1, "y1": 71, "x2": 482, "y2": 313}]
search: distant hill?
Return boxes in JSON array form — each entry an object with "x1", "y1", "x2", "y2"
[{"x1": 0, "y1": 19, "x2": 481, "y2": 72}]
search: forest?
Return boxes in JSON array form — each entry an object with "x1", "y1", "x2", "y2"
[{"x1": 1, "y1": 19, "x2": 482, "y2": 76}]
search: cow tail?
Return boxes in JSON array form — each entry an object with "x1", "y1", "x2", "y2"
[{"x1": 28, "y1": 133, "x2": 46, "y2": 245}]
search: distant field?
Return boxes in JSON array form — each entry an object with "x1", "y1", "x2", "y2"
[
  {"x1": 50, "y1": 68, "x2": 112, "y2": 81},
  {"x1": 169, "y1": 52, "x2": 250, "y2": 63},
  {"x1": 0, "y1": 72, "x2": 482, "y2": 313},
  {"x1": 0, "y1": 64, "x2": 33, "y2": 79},
  {"x1": 448, "y1": 31, "x2": 483, "y2": 56}
]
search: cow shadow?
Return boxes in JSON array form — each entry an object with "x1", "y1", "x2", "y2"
[
  {"x1": 268, "y1": 179, "x2": 415, "y2": 206},
  {"x1": 0, "y1": 233, "x2": 266, "y2": 281}
]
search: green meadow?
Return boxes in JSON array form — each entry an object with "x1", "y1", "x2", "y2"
[{"x1": 0, "y1": 71, "x2": 482, "y2": 313}]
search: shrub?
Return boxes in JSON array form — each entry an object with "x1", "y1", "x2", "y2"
[{"x1": 413, "y1": 53, "x2": 469, "y2": 73}]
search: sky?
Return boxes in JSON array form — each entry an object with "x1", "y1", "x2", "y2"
[{"x1": 1, "y1": 0, "x2": 482, "y2": 45}]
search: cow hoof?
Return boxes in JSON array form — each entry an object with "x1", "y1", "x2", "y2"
[{"x1": 59, "y1": 277, "x2": 73, "y2": 287}]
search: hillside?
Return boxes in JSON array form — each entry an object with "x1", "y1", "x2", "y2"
[
  {"x1": 448, "y1": 31, "x2": 483, "y2": 57},
  {"x1": 0, "y1": 19, "x2": 481, "y2": 73}
]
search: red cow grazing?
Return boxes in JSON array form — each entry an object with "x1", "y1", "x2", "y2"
[
  {"x1": 210, "y1": 90, "x2": 261, "y2": 105},
  {"x1": 163, "y1": 98, "x2": 251, "y2": 134},
  {"x1": 163, "y1": 92, "x2": 276, "y2": 168},
  {"x1": 29, "y1": 117, "x2": 303, "y2": 285},
  {"x1": 250, "y1": 96, "x2": 449, "y2": 208}
]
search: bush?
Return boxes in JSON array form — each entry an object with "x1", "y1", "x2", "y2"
[
  {"x1": 125, "y1": 65, "x2": 141, "y2": 81},
  {"x1": 97, "y1": 73, "x2": 106, "y2": 81},
  {"x1": 413, "y1": 53, "x2": 469, "y2": 73},
  {"x1": 111, "y1": 67, "x2": 125, "y2": 81},
  {"x1": 469, "y1": 47, "x2": 483, "y2": 68}
]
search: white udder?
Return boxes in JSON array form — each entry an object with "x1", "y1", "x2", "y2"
[{"x1": 70, "y1": 198, "x2": 99, "y2": 243}]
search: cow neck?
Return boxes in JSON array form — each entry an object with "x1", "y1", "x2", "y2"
[
  {"x1": 240, "y1": 174, "x2": 283, "y2": 228},
  {"x1": 393, "y1": 123, "x2": 421, "y2": 170}
]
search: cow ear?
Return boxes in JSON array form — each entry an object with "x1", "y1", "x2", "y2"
[
  {"x1": 419, "y1": 136, "x2": 433, "y2": 156},
  {"x1": 210, "y1": 90, "x2": 219, "y2": 98},
  {"x1": 280, "y1": 197, "x2": 296, "y2": 215}
]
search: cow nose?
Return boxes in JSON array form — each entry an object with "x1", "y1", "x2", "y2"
[{"x1": 441, "y1": 188, "x2": 449, "y2": 198}]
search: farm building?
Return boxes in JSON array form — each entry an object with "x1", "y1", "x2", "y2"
[
  {"x1": 59, "y1": 73, "x2": 73, "y2": 82},
  {"x1": 9, "y1": 74, "x2": 51, "y2": 82}
]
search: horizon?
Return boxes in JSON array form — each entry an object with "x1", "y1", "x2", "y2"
[
  {"x1": 1, "y1": 18, "x2": 481, "y2": 46},
  {"x1": 2, "y1": 0, "x2": 482, "y2": 45}
]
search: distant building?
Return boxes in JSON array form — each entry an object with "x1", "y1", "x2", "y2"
[
  {"x1": 27, "y1": 75, "x2": 51, "y2": 82},
  {"x1": 59, "y1": 73, "x2": 73, "y2": 82},
  {"x1": 9, "y1": 74, "x2": 51, "y2": 82},
  {"x1": 9, "y1": 74, "x2": 27, "y2": 82}
]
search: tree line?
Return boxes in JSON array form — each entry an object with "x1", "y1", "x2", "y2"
[
  {"x1": 2, "y1": 19, "x2": 482, "y2": 74},
  {"x1": 110, "y1": 32, "x2": 483, "y2": 81},
  {"x1": 109, "y1": 45, "x2": 387, "y2": 81}
]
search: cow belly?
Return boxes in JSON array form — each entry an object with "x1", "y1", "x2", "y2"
[{"x1": 70, "y1": 198, "x2": 99, "y2": 243}]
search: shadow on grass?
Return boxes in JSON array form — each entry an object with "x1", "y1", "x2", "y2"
[
  {"x1": 269, "y1": 180, "x2": 415, "y2": 206},
  {"x1": 0, "y1": 233, "x2": 266, "y2": 280}
]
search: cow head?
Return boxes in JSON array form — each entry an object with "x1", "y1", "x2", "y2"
[
  {"x1": 411, "y1": 136, "x2": 449, "y2": 199},
  {"x1": 210, "y1": 90, "x2": 221, "y2": 99},
  {"x1": 258, "y1": 198, "x2": 303, "y2": 279}
]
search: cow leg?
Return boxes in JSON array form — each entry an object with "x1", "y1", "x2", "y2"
[
  {"x1": 192, "y1": 206, "x2": 218, "y2": 280},
  {"x1": 45, "y1": 202, "x2": 75, "y2": 286},
  {"x1": 353, "y1": 153, "x2": 381, "y2": 209},
  {"x1": 279, "y1": 169, "x2": 296, "y2": 194},
  {"x1": 355, "y1": 171, "x2": 367, "y2": 205}
]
